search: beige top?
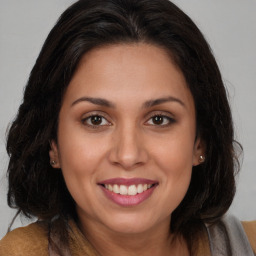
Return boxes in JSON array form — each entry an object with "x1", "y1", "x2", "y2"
[{"x1": 0, "y1": 219, "x2": 255, "y2": 256}]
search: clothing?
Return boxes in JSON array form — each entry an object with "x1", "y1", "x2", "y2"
[
  {"x1": 0, "y1": 220, "x2": 97, "y2": 256},
  {"x1": 206, "y1": 215, "x2": 255, "y2": 255},
  {"x1": 0, "y1": 217, "x2": 255, "y2": 256}
]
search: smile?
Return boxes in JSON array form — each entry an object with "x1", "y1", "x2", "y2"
[
  {"x1": 98, "y1": 178, "x2": 158, "y2": 206},
  {"x1": 104, "y1": 184, "x2": 153, "y2": 196}
]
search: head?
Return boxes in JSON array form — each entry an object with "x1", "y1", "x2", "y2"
[{"x1": 7, "y1": 0, "x2": 238, "y2": 240}]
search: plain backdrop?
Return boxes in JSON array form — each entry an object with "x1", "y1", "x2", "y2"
[{"x1": 0, "y1": 0, "x2": 255, "y2": 238}]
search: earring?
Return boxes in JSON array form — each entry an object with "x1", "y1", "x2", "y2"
[
  {"x1": 50, "y1": 160, "x2": 56, "y2": 166},
  {"x1": 199, "y1": 155, "x2": 205, "y2": 163}
]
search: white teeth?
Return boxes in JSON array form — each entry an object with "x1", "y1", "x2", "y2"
[
  {"x1": 137, "y1": 184, "x2": 144, "y2": 194},
  {"x1": 104, "y1": 183, "x2": 154, "y2": 195},
  {"x1": 120, "y1": 185, "x2": 128, "y2": 195},
  {"x1": 113, "y1": 184, "x2": 120, "y2": 193},
  {"x1": 128, "y1": 185, "x2": 137, "y2": 196}
]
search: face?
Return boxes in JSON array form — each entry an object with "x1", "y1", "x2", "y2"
[{"x1": 50, "y1": 43, "x2": 204, "y2": 235}]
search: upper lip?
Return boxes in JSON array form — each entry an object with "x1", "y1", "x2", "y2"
[{"x1": 98, "y1": 178, "x2": 158, "y2": 186}]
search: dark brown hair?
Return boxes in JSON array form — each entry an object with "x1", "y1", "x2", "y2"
[{"x1": 6, "y1": 0, "x2": 240, "y2": 251}]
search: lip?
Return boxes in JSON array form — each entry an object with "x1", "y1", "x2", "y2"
[
  {"x1": 98, "y1": 178, "x2": 158, "y2": 207},
  {"x1": 98, "y1": 177, "x2": 158, "y2": 186}
]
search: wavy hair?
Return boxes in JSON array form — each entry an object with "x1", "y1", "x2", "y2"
[{"x1": 6, "y1": 0, "x2": 240, "y2": 251}]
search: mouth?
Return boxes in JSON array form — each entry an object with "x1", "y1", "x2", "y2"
[
  {"x1": 101, "y1": 183, "x2": 155, "y2": 196},
  {"x1": 98, "y1": 178, "x2": 158, "y2": 206}
]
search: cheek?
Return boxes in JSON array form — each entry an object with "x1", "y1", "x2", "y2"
[
  {"x1": 157, "y1": 144, "x2": 193, "y2": 193},
  {"x1": 149, "y1": 130, "x2": 194, "y2": 205},
  {"x1": 59, "y1": 137, "x2": 107, "y2": 176},
  {"x1": 154, "y1": 147, "x2": 193, "y2": 214},
  {"x1": 57, "y1": 132, "x2": 115, "y2": 211},
  {"x1": 57, "y1": 135, "x2": 109, "y2": 213},
  {"x1": 58, "y1": 117, "x2": 109, "y2": 169},
  {"x1": 151, "y1": 131, "x2": 195, "y2": 174}
]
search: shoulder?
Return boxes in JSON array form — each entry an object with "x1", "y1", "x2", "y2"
[
  {"x1": 242, "y1": 220, "x2": 256, "y2": 254},
  {"x1": 0, "y1": 221, "x2": 49, "y2": 256}
]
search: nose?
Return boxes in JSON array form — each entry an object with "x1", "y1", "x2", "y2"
[{"x1": 108, "y1": 124, "x2": 149, "y2": 170}]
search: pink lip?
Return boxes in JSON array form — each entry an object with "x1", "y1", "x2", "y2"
[
  {"x1": 98, "y1": 177, "x2": 158, "y2": 186},
  {"x1": 98, "y1": 178, "x2": 158, "y2": 207}
]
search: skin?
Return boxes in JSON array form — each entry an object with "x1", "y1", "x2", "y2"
[{"x1": 50, "y1": 43, "x2": 204, "y2": 256}]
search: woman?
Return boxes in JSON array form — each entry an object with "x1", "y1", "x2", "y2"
[{"x1": 0, "y1": 0, "x2": 255, "y2": 255}]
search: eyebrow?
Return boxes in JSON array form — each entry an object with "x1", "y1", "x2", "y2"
[
  {"x1": 71, "y1": 97, "x2": 115, "y2": 108},
  {"x1": 71, "y1": 96, "x2": 185, "y2": 108},
  {"x1": 142, "y1": 96, "x2": 185, "y2": 108}
]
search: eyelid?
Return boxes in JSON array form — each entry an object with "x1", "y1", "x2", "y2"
[
  {"x1": 81, "y1": 111, "x2": 112, "y2": 127},
  {"x1": 145, "y1": 111, "x2": 176, "y2": 126}
]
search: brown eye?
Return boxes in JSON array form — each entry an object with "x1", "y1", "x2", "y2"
[
  {"x1": 83, "y1": 115, "x2": 110, "y2": 127},
  {"x1": 152, "y1": 115, "x2": 164, "y2": 125},
  {"x1": 146, "y1": 115, "x2": 174, "y2": 126},
  {"x1": 90, "y1": 115, "x2": 103, "y2": 125}
]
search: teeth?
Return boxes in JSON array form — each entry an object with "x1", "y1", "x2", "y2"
[
  {"x1": 137, "y1": 184, "x2": 144, "y2": 194},
  {"x1": 104, "y1": 184, "x2": 154, "y2": 195},
  {"x1": 113, "y1": 184, "x2": 120, "y2": 194},
  {"x1": 120, "y1": 185, "x2": 128, "y2": 195},
  {"x1": 128, "y1": 185, "x2": 137, "y2": 196}
]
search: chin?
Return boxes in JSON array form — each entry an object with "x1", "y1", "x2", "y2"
[{"x1": 102, "y1": 212, "x2": 162, "y2": 235}]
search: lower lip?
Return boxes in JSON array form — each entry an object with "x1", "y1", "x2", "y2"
[{"x1": 100, "y1": 185, "x2": 157, "y2": 206}]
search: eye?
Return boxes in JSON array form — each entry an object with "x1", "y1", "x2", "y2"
[
  {"x1": 82, "y1": 115, "x2": 110, "y2": 127},
  {"x1": 146, "y1": 114, "x2": 175, "y2": 126}
]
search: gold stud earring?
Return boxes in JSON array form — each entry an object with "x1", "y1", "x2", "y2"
[{"x1": 199, "y1": 155, "x2": 205, "y2": 163}]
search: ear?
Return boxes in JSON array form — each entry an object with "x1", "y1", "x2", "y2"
[
  {"x1": 192, "y1": 137, "x2": 206, "y2": 166},
  {"x1": 49, "y1": 140, "x2": 61, "y2": 168}
]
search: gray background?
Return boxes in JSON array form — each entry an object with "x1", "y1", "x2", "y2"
[{"x1": 0, "y1": 0, "x2": 255, "y2": 238}]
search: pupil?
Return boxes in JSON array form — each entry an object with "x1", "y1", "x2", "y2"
[
  {"x1": 91, "y1": 116, "x2": 102, "y2": 125},
  {"x1": 153, "y1": 116, "x2": 163, "y2": 125}
]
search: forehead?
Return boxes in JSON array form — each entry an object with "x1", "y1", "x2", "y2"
[{"x1": 63, "y1": 43, "x2": 194, "y2": 110}]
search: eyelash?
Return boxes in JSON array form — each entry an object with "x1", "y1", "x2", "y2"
[
  {"x1": 81, "y1": 114, "x2": 111, "y2": 128},
  {"x1": 81, "y1": 112, "x2": 175, "y2": 129},
  {"x1": 145, "y1": 113, "x2": 175, "y2": 127}
]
